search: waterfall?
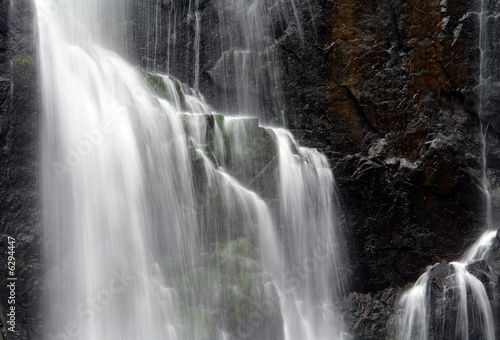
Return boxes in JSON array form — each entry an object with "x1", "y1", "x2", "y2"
[
  {"x1": 396, "y1": 273, "x2": 429, "y2": 340},
  {"x1": 36, "y1": 0, "x2": 348, "y2": 339},
  {"x1": 37, "y1": 1, "x2": 197, "y2": 338}
]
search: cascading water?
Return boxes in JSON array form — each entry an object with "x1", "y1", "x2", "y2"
[
  {"x1": 37, "y1": 1, "x2": 197, "y2": 338},
  {"x1": 36, "y1": 0, "x2": 348, "y2": 339},
  {"x1": 211, "y1": 0, "x2": 287, "y2": 123},
  {"x1": 269, "y1": 129, "x2": 348, "y2": 340},
  {"x1": 152, "y1": 0, "x2": 297, "y2": 123}
]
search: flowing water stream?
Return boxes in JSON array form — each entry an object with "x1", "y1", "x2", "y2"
[{"x1": 35, "y1": 0, "x2": 348, "y2": 339}]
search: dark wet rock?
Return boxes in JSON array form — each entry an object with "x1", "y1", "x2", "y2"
[
  {"x1": 302, "y1": 0, "x2": 493, "y2": 294},
  {"x1": 0, "y1": 0, "x2": 41, "y2": 339}
]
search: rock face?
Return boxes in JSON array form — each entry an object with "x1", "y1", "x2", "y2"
[
  {"x1": 281, "y1": 0, "x2": 500, "y2": 294},
  {"x1": 0, "y1": 0, "x2": 41, "y2": 339},
  {"x1": 291, "y1": 0, "x2": 491, "y2": 293}
]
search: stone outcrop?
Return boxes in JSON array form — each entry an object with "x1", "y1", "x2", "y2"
[{"x1": 341, "y1": 230, "x2": 500, "y2": 340}]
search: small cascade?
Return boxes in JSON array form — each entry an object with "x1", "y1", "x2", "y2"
[
  {"x1": 268, "y1": 128, "x2": 349, "y2": 340},
  {"x1": 141, "y1": 0, "x2": 313, "y2": 123},
  {"x1": 131, "y1": 0, "x2": 324, "y2": 124},
  {"x1": 182, "y1": 106, "x2": 349, "y2": 339},
  {"x1": 396, "y1": 230, "x2": 499, "y2": 340}
]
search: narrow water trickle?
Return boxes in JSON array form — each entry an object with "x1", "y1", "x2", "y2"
[
  {"x1": 194, "y1": 10, "x2": 201, "y2": 91},
  {"x1": 481, "y1": 122, "x2": 493, "y2": 230},
  {"x1": 36, "y1": 0, "x2": 349, "y2": 339},
  {"x1": 478, "y1": 0, "x2": 493, "y2": 232}
]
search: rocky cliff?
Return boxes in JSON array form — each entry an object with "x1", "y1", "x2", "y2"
[
  {"x1": 2, "y1": 0, "x2": 500, "y2": 338},
  {"x1": 286, "y1": 0, "x2": 500, "y2": 337}
]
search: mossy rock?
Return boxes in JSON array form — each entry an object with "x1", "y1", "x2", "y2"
[{"x1": 142, "y1": 72, "x2": 187, "y2": 110}]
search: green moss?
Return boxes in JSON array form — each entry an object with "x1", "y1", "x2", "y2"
[
  {"x1": 215, "y1": 115, "x2": 225, "y2": 131},
  {"x1": 13, "y1": 56, "x2": 34, "y2": 78},
  {"x1": 142, "y1": 72, "x2": 169, "y2": 100},
  {"x1": 221, "y1": 238, "x2": 256, "y2": 259},
  {"x1": 141, "y1": 72, "x2": 186, "y2": 109}
]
